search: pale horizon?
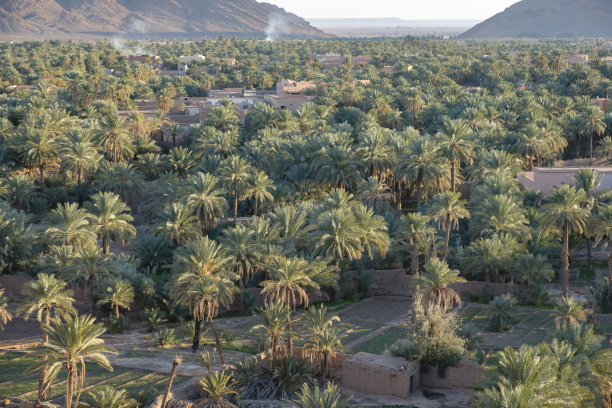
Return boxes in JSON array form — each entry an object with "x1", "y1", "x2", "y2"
[{"x1": 262, "y1": 0, "x2": 520, "y2": 21}]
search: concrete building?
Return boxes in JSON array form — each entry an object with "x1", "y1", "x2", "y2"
[
  {"x1": 178, "y1": 55, "x2": 205, "y2": 63},
  {"x1": 128, "y1": 54, "x2": 161, "y2": 65},
  {"x1": 518, "y1": 167, "x2": 612, "y2": 195},
  {"x1": 276, "y1": 79, "x2": 317, "y2": 96},
  {"x1": 567, "y1": 53, "x2": 589, "y2": 65},
  {"x1": 264, "y1": 94, "x2": 314, "y2": 111}
]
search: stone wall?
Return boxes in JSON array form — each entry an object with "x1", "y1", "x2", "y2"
[
  {"x1": 420, "y1": 359, "x2": 484, "y2": 389},
  {"x1": 342, "y1": 352, "x2": 420, "y2": 399},
  {"x1": 0, "y1": 275, "x2": 30, "y2": 296},
  {"x1": 370, "y1": 269, "x2": 413, "y2": 297},
  {"x1": 449, "y1": 281, "x2": 511, "y2": 299}
]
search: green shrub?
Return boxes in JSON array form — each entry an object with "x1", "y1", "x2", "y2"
[
  {"x1": 221, "y1": 329, "x2": 237, "y2": 345},
  {"x1": 144, "y1": 308, "x2": 166, "y2": 332},
  {"x1": 488, "y1": 295, "x2": 518, "y2": 332},
  {"x1": 155, "y1": 328, "x2": 177, "y2": 348},
  {"x1": 105, "y1": 316, "x2": 130, "y2": 334}
]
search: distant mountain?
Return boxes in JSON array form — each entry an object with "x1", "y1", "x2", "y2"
[
  {"x1": 309, "y1": 18, "x2": 480, "y2": 29},
  {"x1": 459, "y1": 0, "x2": 612, "y2": 39},
  {"x1": 0, "y1": 0, "x2": 330, "y2": 40}
]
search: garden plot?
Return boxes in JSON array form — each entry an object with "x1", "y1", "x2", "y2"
[{"x1": 0, "y1": 352, "x2": 185, "y2": 402}]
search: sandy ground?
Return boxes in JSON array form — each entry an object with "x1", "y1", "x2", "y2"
[{"x1": 348, "y1": 387, "x2": 473, "y2": 407}]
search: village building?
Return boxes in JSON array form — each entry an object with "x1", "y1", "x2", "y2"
[
  {"x1": 518, "y1": 167, "x2": 612, "y2": 195},
  {"x1": 178, "y1": 55, "x2": 205, "y2": 63},
  {"x1": 566, "y1": 53, "x2": 589, "y2": 65},
  {"x1": 593, "y1": 97, "x2": 611, "y2": 111}
]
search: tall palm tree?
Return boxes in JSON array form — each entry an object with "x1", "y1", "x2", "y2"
[
  {"x1": 311, "y1": 209, "x2": 362, "y2": 268},
  {"x1": 185, "y1": 173, "x2": 228, "y2": 232},
  {"x1": 61, "y1": 130, "x2": 102, "y2": 185},
  {"x1": 592, "y1": 202, "x2": 612, "y2": 297},
  {"x1": 471, "y1": 194, "x2": 529, "y2": 240},
  {"x1": 19, "y1": 273, "x2": 76, "y2": 403},
  {"x1": 97, "y1": 279, "x2": 135, "y2": 318},
  {"x1": 95, "y1": 114, "x2": 132, "y2": 163},
  {"x1": 261, "y1": 256, "x2": 319, "y2": 354},
  {"x1": 0, "y1": 288, "x2": 12, "y2": 330},
  {"x1": 37, "y1": 315, "x2": 118, "y2": 408},
  {"x1": 70, "y1": 246, "x2": 117, "y2": 313},
  {"x1": 395, "y1": 137, "x2": 446, "y2": 212},
  {"x1": 303, "y1": 326, "x2": 345, "y2": 379},
  {"x1": 427, "y1": 191, "x2": 470, "y2": 261},
  {"x1": 17, "y1": 127, "x2": 60, "y2": 186},
  {"x1": 554, "y1": 297, "x2": 587, "y2": 329},
  {"x1": 85, "y1": 192, "x2": 136, "y2": 254},
  {"x1": 220, "y1": 224, "x2": 256, "y2": 311},
  {"x1": 572, "y1": 168, "x2": 600, "y2": 264},
  {"x1": 244, "y1": 169, "x2": 275, "y2": 215},
  {"x1": 595, "y1": 136, "x2": 612, "y2": 164},
  {"x1": 582, "y1": 106, "x2": 606, "y2": 165},
  {"x1": 0, "y1": 173, "x2": 36, "y2": 210},
  {"x1": 154, "y1": 202, "x2": 201, "y2": 246},
  {"x1": 398, "y1": 213, "x2": 434, "y2": 276},
  {"x1": 356, "y1": 177, "x2": 393, "y2": 213},
  {"x1": 95, "y1": 162, "x2": 145, "y2": 208},
  {"x1": 169, "y1": 237, "x2": 237, "y2": 358},
  {"x1": 352, "y1": 203, "x2": 390, "y2": 261},
  {"x1": 437, "y1": 117, "x2": 474, "y2": 192},
  {"x1": 44, "y1": 202, "x2": 97, "y2": 248},
  {"x1": 542, "y1": 185, "x2": 589, "y2": 297},
  {"x1": 167, "y1": 123, "x2": 182, "y2": 148},
  {"x1": 414, "y1": 259, "x2": 466, "y2": 311},
  {"x1": 220, "y1": 155, "x2": 253, "y2": 222}
]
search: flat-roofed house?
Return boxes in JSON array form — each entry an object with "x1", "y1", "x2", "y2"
[
  {"x1": 567, "y1": 53, "x2": 589, "y2": 64},
  {"x1": 276, "y1": 79, "x2": 317, "y2": 97},
  {"x1": 178, "y1": 55, "x2": 205, "y2": 63},
  {"x1": 593, "y1": 97, "x2": 611, "y2": 111},
  {"x1": 518, "y1": 167, "x2": 612, "y2": 195}
]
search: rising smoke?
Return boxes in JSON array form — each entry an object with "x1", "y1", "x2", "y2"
[
  {"x1": 112, "y1": 18, "x2": 148, "y2": 55},
  {"x1": 265, "y1": 12, "x2": 289, "y2": 41}
]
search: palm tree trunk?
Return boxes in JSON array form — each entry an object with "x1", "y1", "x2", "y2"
[
  {"x1": 238, "y1": 278, "x2": 245, "y2": 314},
  {"x1": 416, "y1": 170, "x2": 424, "y2": 212},
  {"x1": 39, "y1": 165, "x2": 45, "y2": 188},
  {"x1": 73, "y1": 360, "x2": 85, "y2": 408},
  {"x1": 411, "y1": 237, "x2": 420, "y2": 276},
  {"x1": 450, "y1": 161, "x2": 456, "y2": 192},
  {"x1": 114, "y1": 303, "x2": 120, "y2": 318},
  {"x1": 113, "y1": 135, "x2": 117, "y2": 163},
  {"x1": 561, "y1": 221, "x2": 570, "y2": 298},
  {"x1": 254, "y1": 199, "x2": 258, "y2": 216},
  {"x1": 428, "y1": 232, "x2": 436, "y2": 261},
  {"x1": 590, "y1": 133, "x2": 593, "y2": 165},
  {"x1": 161, "y1": 357, "x2": 182, "y2": 408},
  {"x1": 209, "y1": 318, "x2": 225, "y2": 364},
  {"x1": 88, "y1": 276, "x2": 94, "y2": 314},
  {"x1": 234, "y1": 187, "x2": 238, "y2": 223},
  {"x1": 37, "y1": 311, "x2": 51, "y2": 404},
  {"x1": 65, "y1": 365, "x2": 74, "y2": 408},
  {"x1": 286, "y1": 316, "x2": 293, "y2": 357},
  {"x1": 103, "y1": 237, "x2": 110, "y2": 254},
  {"x1": 608, "y1": 236, "x2": 612, "y2": 304},
  {"x1": 192, "y1": 318, "x2": 202, "y2": 352}
]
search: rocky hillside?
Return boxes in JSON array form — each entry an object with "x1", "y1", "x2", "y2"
[
  {"x1": 459, "y1": 0, "x2": 612, "y2": 39},
  {"x1": 0, "y1": 0, "x2": 330, "y2": 39}
]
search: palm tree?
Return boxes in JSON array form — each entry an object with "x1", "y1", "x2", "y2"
[
  {"x1": 61, "y1": 130, "x2": 102, "y2": 185},
  {"x1": 356, "y1": 177, "x2": 393, "y2": 213},
  {"x1": 97, "y1": 279, "x2": 135, "y2": 318},
  {"x1": 194, "y1": 371, "x2": 238, "y2": 408},
  {"x1": 0, "y1": 173, "x2": 36, "y2": 210},
  {"x1": 352, "y1": 203, "x2": 390, "y2": 261},
  {"x1": 155, "y1": 202, "x2": 201, "y2": 246},
  {"x1": 291, "y1": 382, "x2": 352, "y2": 408},
  {"x1": 554, "y1": 297, "x2": 587, "y2": 329},
  {"x1": 244, "y1": 169, "x2": 275, "y2": 215},
  {"x1": 44, "y1": 202, "x2": 97, "y2": 247},
  {"x1": 161, "y1": 355, "x2": 182, "y2": 408},
  {"x1": 169, "y1": 237, "x2": 237, "y2": 358},
  {"x1": 220, "y1": 155, "x2": 253, "y2": 222},
  {"x1": 542, "y1": 185, "x2": 589, "y2": 297},
  {"x1": 251, "y1": 302, "x2": 291, "y2": 363},
  {"x1": 95, "y1": 162, "x2": 145, "y2": 208},
  {"x1": 165, "y1": 147, "x2": 198, "y2": 178},
  {"x1": 83, "y1": 386, "x2": 137, "y2": 408},
  {"x1": 0, "y1": 288, "x2": 12, "y2": 330},
  {"x1": 95, "y1": 114, "x2": 132, "y2": 163},
  {"x1": 471, "y1": 194, "x2": 529, "y2": 240},
  {"x1": 167, "y1": 123, "x2": 182, "y2": 148},
  {"x1": 427, "y1": 191, "x2": 470, "y2": 261},
  {"x1": 395, "y1": 137, "x2": 446, "y2": 212},
  {"x1": 70, "y1": 246, "x2": 117, "y2": 313},
  {"x1": 311, "y1": 209, "x2": 362, "y2": 268},
  {"x1": 398, "y1": 213, "x2": 434, "y2": 276},
  {"x1": 592, "y1": 202, "x2": 612, "y2": 297},
  {"x1": 17, "y1": 127, "x2": 60, "y2": 186},
  {"x1": 437, "y1": 117, "x2": 475, "y2": 192},
  {"x1": 185, "y1": 173, "x2": 228, "y2": 232},
  {"x1": 303, "y1": 326, "x2": 345, "y2": 379},
  {"x1": 414, "y1": 259, "x2": 466, "y2": 311},
  {"x1": 220, "y1": 224, "x2": 256, "y2": 311},
  {"x1": 37, "y1": 315, "x2": 118, "y2": 408},
  {"x1": 595, "y1": 136, "x2": 612, "y2": 164},
  {"x1": 581, "y1": 106, "x2": 606, "y2": 165},
  {"x1": 261, "y1": 256, "x2": 319, "y2": 354},
  {"x1": 19, "y1": 273, "x2": 76, "y2": 403},
  {"x1": 85, "y1": 192, "x2": 136, "y2": 254},
  {"x1": 573, "y1": 168, "x2": 600, "y2": 264}
]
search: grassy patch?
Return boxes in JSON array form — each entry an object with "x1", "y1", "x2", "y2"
[
  {"x1": 520, "y1": 331, "x2": 548, "y2": 346},
  {"x1": 340, "y1": 322, "x2": 380, "y2": 345},
  {"x1": 350, "y1": 327, "x2": 408, "y2": 355},
  {"x1": 520, "y1": 312, "x2": 554, "y2": 329},
  {"x1": 460, "y1": 308, "x2": 480, "y2": 323}
]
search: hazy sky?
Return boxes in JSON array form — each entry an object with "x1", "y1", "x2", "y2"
[{"x1": 263, "y1": 0, "x2": 519, "y2": 20}]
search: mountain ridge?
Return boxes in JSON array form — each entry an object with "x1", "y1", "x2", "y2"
[
  {"x1": 459, "y1": 0, "x2": 612, "y2": 39},
  {"x1": 0, "y1": 0, "x2": 330, "y2": 39}
]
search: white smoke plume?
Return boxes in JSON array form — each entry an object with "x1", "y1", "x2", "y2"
[
  {"x1": 265, "y1": 13, "x2": 289, "y2": 41},
  {"x1": 111, "y1": 19, "x2": 148, "y2": 55}
]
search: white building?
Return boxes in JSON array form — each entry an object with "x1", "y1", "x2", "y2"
[{"x1": 178, "y1": 55, "x2": 206, "y2": 63}]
